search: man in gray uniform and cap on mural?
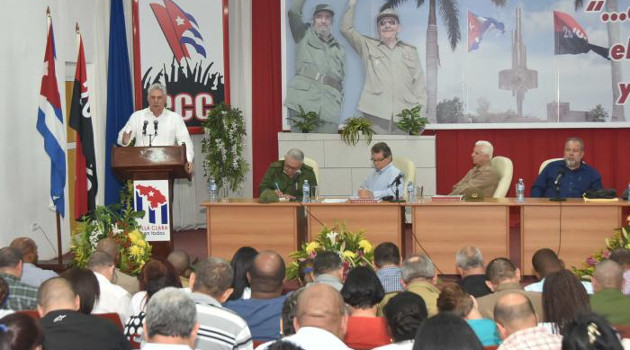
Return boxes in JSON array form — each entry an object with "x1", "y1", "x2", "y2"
[
  {"x1": 286, "y1": 1, "x2": 346, "y2": 134},
  {"x1": 342, "y1": 0, "x2": 427, "y2": 134}
]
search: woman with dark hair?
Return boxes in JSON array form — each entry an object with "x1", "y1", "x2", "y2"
[
  {"x1": 372, "y1": 292, "x2": 427, "y2": 350},
  {"x1": 542, "y1": 269, "x2": 590, "y2": 334},
  {"x1": 0, "y1": 277, "x2": 12, "y2": 319},
  {"x1": 228, "y1": 246, "x2": 258, "y2": 301},
  {"x1": 0, "y1": 313, "x2": 44, "y2": 350},
  {"x1": 437, "y1": 284, "x2": 501, "y2": 346},
  {"x1": 562, "y1": 311, "x2": 624, "y2": 350},
  {"x1": 340, "y1": 266, "x2": 390, "y2": 349},
  {"x1": 413, "y1": 312, "x2": 484, "y2": 350},
  {"x1": 124, "y1": 258, "x2": 182, "y2": 345},
  {"x1": 61, "y1": 267, "x2": 100, "y2": 314}
]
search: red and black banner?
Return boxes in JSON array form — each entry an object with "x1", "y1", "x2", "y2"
[{"x1": 553, "y1": 10, "x2": 608, "y2": 59}]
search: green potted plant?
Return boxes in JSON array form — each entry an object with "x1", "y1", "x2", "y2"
[
  {"x1": 340, "y1": 116, "x2": 374, "y2": 146},
  {"x1": 287, "y1": 105, "x2": 324, "y2": 133},
  {"x1": 396, "y1": 105, "x2": 429, "y2": 135},
  {"x1": 201, "y1": 103, "x2": 249, "y2": 198}
]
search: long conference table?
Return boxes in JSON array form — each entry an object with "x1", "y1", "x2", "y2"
[{"x1": 202, "y1": 198, "x2": 628, "y2": 274}]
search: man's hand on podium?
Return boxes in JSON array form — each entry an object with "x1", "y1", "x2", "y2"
[
  {"x1": 122, "y1": 131, "x2": 132, "y2": 145},
  {"x1": 185, "y1": 162, "x2": 193, "y2": 175}
]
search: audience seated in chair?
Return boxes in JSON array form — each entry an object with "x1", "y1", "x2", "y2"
[
  {"x1": 562, "y1": 311, "x2": 625, "y2": 350},
  {"x1": 524, "y1": 248, "x2": 593, "y2": 294},
  {"x1": 609, "y1": 248, "x2": 630, "y2": 295},
  {"x1": 61, "y1": 267, "x2": 100, "y2": 314},
  {"x1": 167, "y1": 250, "x2": 192, "y2": 288},
  {"x1": 96, "y1": 238, "x2": 140, "y2": 294},
  {"x1": 0, "y1": 312, "x2": 44, "y2": 350},
  {"x1": 37, "y1": 277, "x2": 131, "y2": 350},
  {"x1": 374, "y1": 292, "x2": 427, "y2": 350},
  {"x1": 0, "y1": 247, "x2": 38, "y2": 311},
  {"x1": 228, "y1": 247, "x2": 259, "y2": 301},
  {"x1": 142, "y1": 287, "x2": 198, "y2": 350},
  {"x1": 456, "y1": 246, "x2": 492, "y2": 298},
  {"x1": 340, "y1": 266, "x2": 390, "y2": 350},
  {"x1": 373, "y1": 242, "x2": 403, "y2": 294},
  {"x1": 541, "y1": 269, "x2": 591, "y2": 335},
  {"x1": 312, "y1": 251, "x2": 344, "y2": 291},
  {"x1": 88, "y1": 251, "x2": 132, "y2": 323},
  {"x1": 0, "y1": 276, "x2": 14, "y2": 319},
  {"x1": 9, "y1": 237, "x2": 58, "y2": 288},
  {"x1": 413, "y1": 312, "x2": 484, "y2": 350},
  {"x1": 399, "y1": 254, "x2": 440, "y2": 317},
  {"x1": 224, "y1": 250, "x2": 287, "y2": 342},
  {"x1": 590, "y1": 259, "x2": 630, "y2": 325}
]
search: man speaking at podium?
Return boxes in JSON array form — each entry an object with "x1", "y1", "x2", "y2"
[{"x1": 117, "y1": 83, "x2": 194, "y2": 174}]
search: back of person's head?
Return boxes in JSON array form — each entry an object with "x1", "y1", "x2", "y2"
[
  {"x1": 145, "y1": 287, "x2": 197, "y2": 341},
  {"x1": 0, "y1": 277, "x2": 8, "y2": 308},
  {"x1": 383, "y1": 292, "x2": 428, "y2": 343},
  {"x1": 296, "y1": 283, "x2": 346, "y2": 339},
  {"x1": 532, "y1": 248, "x2": 563, "y2": 277},
  {"x1": 374, "y1": 242, "x2": 401, "y2": 268},
  {"x1": 229, "y1": 246, "x2": 258, "y2": 301},
  {"x1": 313, "y1": 251, "x2": 342, "y2": 276},
  {"x1": 593, "y1": 259, "x2": 623, "y2": 290},
  {"x1": 609, "y1": 248, "x2": 630, "y2": 268},
  {"x1": 9, "y1": 238, "x2": 37, "y2": 264},
  {"x1": 267, "y1": 340, "x2": 305, "y2": 350},
  {"x1": 340, "y1": 266, "x2": 384, "y2": 309},
  {"x1": 371, "y1": 142, "x2": 392, "y2": 158},
  {"x1": 87, "y1": 250, "x2": 115, "y2": 271},
  {"x1": 401, "y1": 254, "x2": 435, "y2": 284},
  {"x1": 249, "y1": 251, "x2": 286, "y2": 294},
  {"x1": 493, "y1": 293, "x2": 537, "y2": 336},
  {"x1": 95, "y1": 237, "x2": 119, "y2": 262},
  {"x1": 167, "y1": 250, "x2": 191, "y2": 277},
  {"x1": 455, "y1": 246, "x2": 484, "y2": 271},
  {"x1": 486, "y1": 258, "x2": 518, "y2": 285},
  {"x1": 0, "y1": 313, "x2": 44, "y2": 350},
  {"x1": 413, "y1": 312, "x2": 483, "y2": 350},
  {"x1": 37, "y1": 277, "x2": 78, "y2": 315},
  {"x1": 61, "y1": 267, "x2": 100, "y2": 314},
  {"x1": 543, "y1": 269, "x2": 590, "y2": 333},
  {"x1": 0, "y1": 248, "x2": 22, "y2": 270},
  {"x1": 192, "y1": 258, "x2": 233, "y2": 299},
  {"x1": 561, "y1": 311, "x2": 623, "y2": 350},
  {"x1": 280, "y1": 287, "x2": 304, "y2": 337},
  {"x1": 297, "y1": 258, "x2": 314, "y2": 285},
  {"x1": 437, "y1": 284, "x2": 474, "y2": 318},
  {"x1": 139, "y1": 258, "x2": 182, "y2": 300}
]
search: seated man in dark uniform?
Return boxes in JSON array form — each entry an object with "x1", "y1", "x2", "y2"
[
  {"x1": 531, "y1": 137, "x2": 602, "y2": 198},
  {"x1": 259, "y1": 148, "x2": 317, "y2": 200}
]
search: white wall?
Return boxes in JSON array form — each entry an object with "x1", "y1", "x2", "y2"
[{"x1": 0, "y1": 0, "x2": 253, "y2": 258}]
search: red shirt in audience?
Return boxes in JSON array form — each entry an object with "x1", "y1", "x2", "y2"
[{"x1": 344, "y1": 316, "x2": 391, "y2": 350}]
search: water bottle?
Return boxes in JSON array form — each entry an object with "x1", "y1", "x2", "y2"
[
  {"x1": 302, "y1": 180, "x2": 310, "y2": 203},
  {"x1": 407, "y1": 181, "x2": 415, "y2": 202},
  {"x1": 208, "y1": 179, "x2": 218, "y2": 203},
  {"x1": 516, "y1": 178, "x2": 525, "y2": 202}
]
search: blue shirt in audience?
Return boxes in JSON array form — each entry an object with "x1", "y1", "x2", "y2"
[
  {"x1": 467, "y1": 318, "x2": 501, "y2": 346},
  {"x1": 530, "y1": 160, "x2": 602, "y2": 198},
  {"x1": 224, "y1": 295, "x2": 288, "y2": 341}
]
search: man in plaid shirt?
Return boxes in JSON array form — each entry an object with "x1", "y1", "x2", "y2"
[
  {"x1": 374, "y1": 242, "x2": 403, "y2": 293},
  {"x1": 0, "y1": 247, "x2": 38, "y2": 310},
  {"x1": 495, "y1": 293, "x2": 561, "y2": 350}
]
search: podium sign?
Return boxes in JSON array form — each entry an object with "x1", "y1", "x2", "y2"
[{"x1": 134, "y1": 180, "x2": 171, "y2": 242}]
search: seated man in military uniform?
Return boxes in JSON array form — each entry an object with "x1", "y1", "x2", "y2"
[{"x1": 259, "y1": 148, "x2": 317, "y2": 200}]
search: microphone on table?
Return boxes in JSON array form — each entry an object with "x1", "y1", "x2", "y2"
[{"x1": 553, "y1": 171, "x2": 565, "y2": 187}]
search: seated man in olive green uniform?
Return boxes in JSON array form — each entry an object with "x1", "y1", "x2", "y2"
[{"x1": 259, "y1": 148, "x2": 317, "y2": 200}]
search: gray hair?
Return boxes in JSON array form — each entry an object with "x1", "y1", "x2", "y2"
[
  {"x1": 475, "y1": 140, "x2": 494, "y2": 158},
  {"x1": 565, "y1": 137, "x2": 585, "y2": 151},
  {"x1": 148, "y1": 83, "x2": 168, "y2": 96},
  {"x1": 455, "y1": 246, "x2": 484, "y2": 270},
  {"x1": 401, "y1": 254, "x2": 435, "y2": 283},
  {"x1": 192, "y1": 258, "x2": 233, "y2": 299},
  {"x1": 145, "y1": 287, "x2": 197, "y2": 339},
  {"x1": 593, "y1": 259, "x2": 623, "y2": 289},
  {"x1": 0, "y1": 247, "x2": 23, "y2": 269},
  {"x1": 284, "y1": 148, "x2": 305, "y2": 162},
  {"x1": 87, "y1": 251, "x2": 114, "y2": 270}
]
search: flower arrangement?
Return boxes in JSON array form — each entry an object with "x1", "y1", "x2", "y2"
[
  {"x1": 286, "y1": 223, "x2": 374, "y2": 280},
  {"x1": 201, "y1": 103, "x2": 249, "y2": 196},
  {"x1": 71, "y1": 181, "x2": 151, "y2": 275},
  {"x1": 573, "y1": 215, "x2": 630, "y2": 279}
]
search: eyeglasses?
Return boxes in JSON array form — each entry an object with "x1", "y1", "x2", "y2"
[
  {"x1": 371, "y1": 156, "x2": 389, "y2": 163},
  {"x1": 284, "y1": 163, "x2": 301, "y2": 172},
  {"x1": 378, "y1": 19, "x2": 398, "y2": 26}
]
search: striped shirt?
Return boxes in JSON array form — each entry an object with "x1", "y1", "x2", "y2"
[
  {"x1": 376, "y1": 266, "x2": 403, "y2": 293},
  {"x1": 189, "y1": 292, "x2": 253, "y2": 350},
  {"x1": 0, "y1": 272, "x2": 38, "y2": 311}
]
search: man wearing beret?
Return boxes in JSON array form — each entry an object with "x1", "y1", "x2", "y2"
[
  {"x1": 342, "y1": 0, "x2": 427, "y2": 134},
  {"x1": 286, "y1": 1, "x2": 345, "y2": 134}
]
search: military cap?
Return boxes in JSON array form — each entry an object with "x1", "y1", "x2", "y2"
[
  {"x1": 377, "y1": 8, "x2": 400, "y2": 24},
  {"x1": 313, "y1": 4, "x2": 334, "y2": 16}
]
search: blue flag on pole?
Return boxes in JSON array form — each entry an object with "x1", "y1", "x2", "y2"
[
  {"x1": 105, "y1": 0, "x2": 134, "y2": 205},
  {"x1": 36, "y1": 18, "x2": 66, "y2": 217}
]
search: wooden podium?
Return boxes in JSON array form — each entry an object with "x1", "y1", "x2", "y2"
[{"x1": 111, "y1": 145, "x2": 189, "y2": 258}]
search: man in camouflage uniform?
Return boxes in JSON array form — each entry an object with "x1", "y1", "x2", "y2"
[
  {"x1": 342, "y1": 0, "x2": 427, "y2": 134},
  {"x1": 286, "y1": 1, "x2": 345, "y2": 134},
  {"x1": 259, "y1": 148, "x2": 317, "y2": 200}
]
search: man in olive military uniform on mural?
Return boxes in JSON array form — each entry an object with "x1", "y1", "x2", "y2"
[
  {"x1": 259, "y1": 148, "x2": 317, "y2": 200},
  {"x1": 286, "y1": 1, "x2": 345, "y2": 134},
  {"x1": 342, "y1": 0, "x2": 427, "y2": 134}
]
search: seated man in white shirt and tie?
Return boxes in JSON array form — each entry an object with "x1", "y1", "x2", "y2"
[{"x1": 358, "y1": 142, "x2": 404, "y2": 200}]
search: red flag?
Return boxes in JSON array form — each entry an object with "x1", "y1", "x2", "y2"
[
  {"x1": 553, "y1": 11, "x2": 608, "y2": 59},
  {"x1": 69, "y1": 33, "x2": 97, "y2": 219}
]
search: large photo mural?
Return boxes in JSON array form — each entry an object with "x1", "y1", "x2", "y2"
[{"x1": 282, "y1": 0, "x2": 629, "y2": 131}]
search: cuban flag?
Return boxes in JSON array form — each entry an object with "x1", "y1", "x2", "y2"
[
  {"x1": 150, "y1": 0, "x2": 206, "y2": 63},
  {"x1": 36, "y1": 18, "x2": 66, "y2": 217},
  {"x1": 135, "y1": 184, "x2": 169, "y2": 225},
  {"x1": 468, "y1": 11, "x2": 505, "y2": 52}
]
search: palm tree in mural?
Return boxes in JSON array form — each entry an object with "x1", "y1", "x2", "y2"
[
  {"x1": 381, "y1": 0, "x2": 505, "y2": 122},
  {"x1": 574, "y1": 0, "x2": 624, "y2": 121}
]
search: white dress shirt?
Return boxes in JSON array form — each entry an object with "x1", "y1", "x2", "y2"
[
  {"x1": 93, "y1": 271, "x2": 132, "y2": 323},
  {"x1": 117, "y1": 108, "x2": 194, "y2": 162},
  {"x1": 255, "y1": 327, "x2": 351, "y2": 350}
]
